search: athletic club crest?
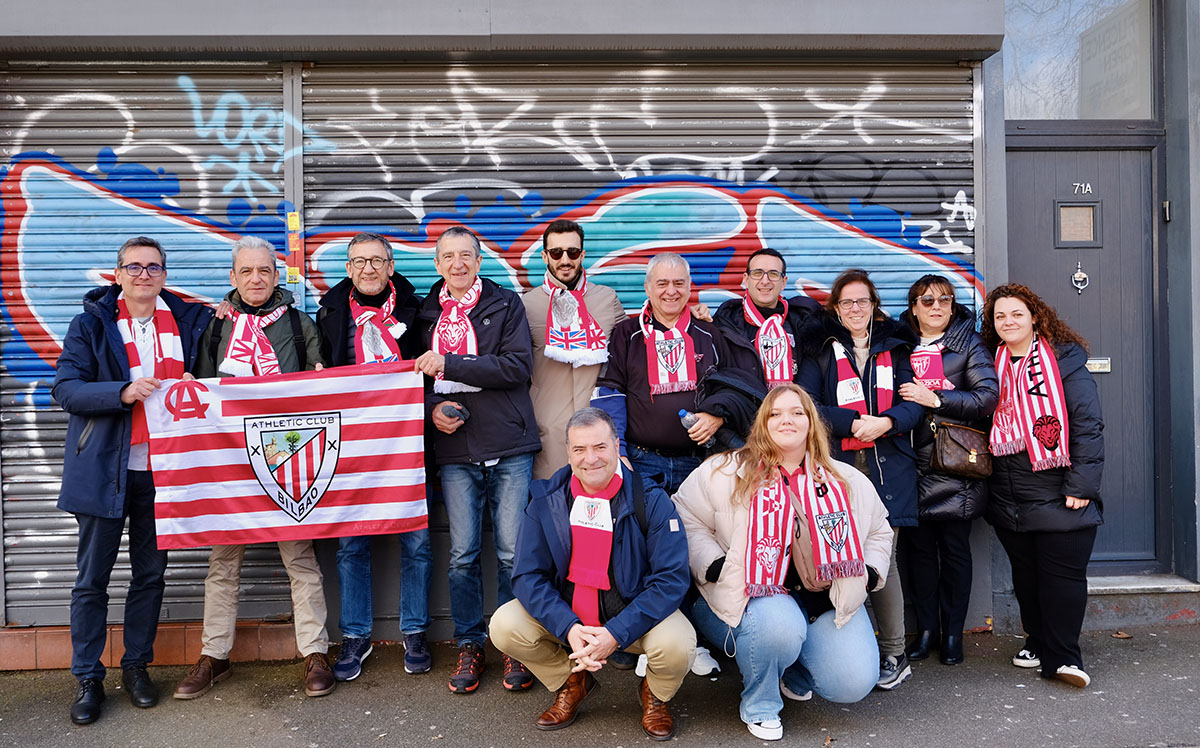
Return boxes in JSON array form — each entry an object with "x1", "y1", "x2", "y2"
[
  {"x1": 758, "y1": 334, "x2": 787, "y2": 369},
  {"x1": 246, "y1": 412, "x2": 341, "y2": 522},
  {"x1": 814, "y1": 510, "x2": 849, "y2": 554},
  {"x1": 655, "y1": 337, "x2": 685, "y2": 374},
  {"x1": 912, "y1": 356, "x2": 930, "y2": 379}
]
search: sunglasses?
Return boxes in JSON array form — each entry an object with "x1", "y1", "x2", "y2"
[
  {"x1": 545, "y1": 247, "x2": 583, "y2": 260},
  {"x1": 917, "y1": 294, "x2": 954, "y2": 308}
]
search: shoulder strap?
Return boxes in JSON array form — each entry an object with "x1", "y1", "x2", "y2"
[
  {"x1": 208, "y1": 318, "x2": 225, "y2": 370},
  {"x1": 289, "y1": 307, "x2": 307, "y2": 370},
  {"x1": 630, "y1": 471, "x2": 649, "y2": 537}
]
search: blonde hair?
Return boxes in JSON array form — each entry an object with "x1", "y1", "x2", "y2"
[{"x1": 721, "y1": 384, "x2": 846, "y2": 506}]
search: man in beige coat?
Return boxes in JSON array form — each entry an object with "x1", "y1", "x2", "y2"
[{"x1": 523, "y1": 219, "x2": 627, "y2": 481}]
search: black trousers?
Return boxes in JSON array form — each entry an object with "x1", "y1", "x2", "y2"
[
  {"x1": 900, "y1": 519, "x2": 973, "y2": 635},
  {"x1": 994, "y1": 525, "x2": 1097, "y2": 676}
]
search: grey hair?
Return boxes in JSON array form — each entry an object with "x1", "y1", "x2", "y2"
[
  {"x1": 117, "y1": 236, "x2": 166, "y2": 268},
  {"x1": 645, "y1": 252, "x2": 690, "y2": 280},
  {"x1": 230, "y1": 235, "x2": 278, "y2": 267},
  {"x1": 348, "y1": 232, "x2": 394, "y2": 262},
  {"x1": 436, "y1": 226, "x2": 482, "y2": 258},
  {"x1": 565, "y1": 407, "x2": 619, "y2": 444}
]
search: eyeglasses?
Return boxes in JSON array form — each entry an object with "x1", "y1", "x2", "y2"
[
  {"x1": 917, "y1": 294, "x2": 954, "y2": 308},
  {"x1": 349, "y1": 256, "x2": 390, "y2": 269},
  {"x1": 836, "y1": 297, "x2": 873, "y2": 311},
  {"x1": 747, "y1": 269, "x2": 785, "y2": 282},
  {"x1": 119, "y1": 263, "x2": 165, "y2": 277},
  {"x1": 545, "y1": 247, "x2": 583, "y2": 261}
]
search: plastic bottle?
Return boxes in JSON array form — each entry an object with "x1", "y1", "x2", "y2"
[{"x1": 679, "y1": 409, "x2": 717, "y2": 449}]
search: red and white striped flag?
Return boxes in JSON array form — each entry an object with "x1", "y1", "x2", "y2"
[{"x1": 143, "y1": 361, "x2": 427, "y2": 549}]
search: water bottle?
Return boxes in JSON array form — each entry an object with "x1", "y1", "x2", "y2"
[{"x1": 679, "y1": 409, "x2": 717, "y2": 449}]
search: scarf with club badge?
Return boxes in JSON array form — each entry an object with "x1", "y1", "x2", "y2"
[
  {"x1": 640, "y1": 300, "x2": 697, "y2": 395},
  {"x1": 116, "y1": 293, "x2": 185, "y2": 444},
  {"x1": 567, "y1": 471, "x2": 624, "y2": 627},
  {"x1": 989, "y1": 334, "x2": 1071, "y2": 471},
  {"x1": 350, "y1": 282, "x2": 404, "y2": 364},
  {"x1": 431, "y1": 276, "x2": 483, "y2": 394},
  {"x1": 541, "y1": 272, "x2": 609, "y2": 367},
  {"x1": 742, "y1": 295, "x2": 795, "y2": 388},
  {"x1": 909, "y1": 342, "x2": 955, "y2": 391},
  {"x1": 832, "y1": 340, "x2": 894, "y2": 451}
]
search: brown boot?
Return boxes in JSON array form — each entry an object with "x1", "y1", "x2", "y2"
[
  {"x1": 304, "y1": 652, "x2": 336, "y2": 697},
  {"x1": 173, "y1": 655, "x2": 231, "y2": 700},
  {"x1": 639, "y1": 677, "x2": 675, "y2": 741},
  {"x1": 535, "y1": 670, "x2": 598, "y2": 731}
]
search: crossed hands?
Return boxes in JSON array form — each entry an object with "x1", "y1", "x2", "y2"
[{"x1": 566, "y1": 623, "x2": 619, "y2": 673}]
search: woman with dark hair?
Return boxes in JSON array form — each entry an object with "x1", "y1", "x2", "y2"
[
  {"x1": 673, "y1": 384, "x2": 892, "y2": 741},
  {"x1": 796, "y1": 269, "x2": 923, "y2": 691},
  {"x1": 981, "y1": 283, "x2": 1103, "y2": 688},
  {"x1": 897, "y1": 275, "x2": 998, "y2": 665}
]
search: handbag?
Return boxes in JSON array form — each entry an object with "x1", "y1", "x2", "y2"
[{"x1": 929, "y1": 420, "x2": 992, "y2": 479}]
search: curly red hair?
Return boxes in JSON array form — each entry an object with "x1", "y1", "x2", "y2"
[{"x1": 981, "y1": 283, "x2": 1089, "y2": 354}]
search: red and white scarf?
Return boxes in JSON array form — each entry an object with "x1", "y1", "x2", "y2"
[
  {"x1": 432, "y1": 277, "x2": 483, "y2": 394},
  {"x1": 990, "y1": 335, "x2": 1072, "y2": 471},
  {"x1": 116, "y1": 293, "x2": 184, "y2": 444},
  {"x1": 640, "y1": 301, "x2": 697, "y2": 395},
  {"x1": 567, "y1": 471, "x2": 623, "y2": 626},
  {"x1": 221, "y1": 304, "x2": 288, "y2": 377},
  {"x1": 783, "y1": 464, "x2": 865, "y2": 581},
  {"x1": 744, "y1": 472, "x2": 795, "y2": 597},
  {"x1": 910, "y1": 343, "x2": 955, "y2": 391},
  {"x1": 351, "y1": 282, "x2": 404, "y2": 365},
  {"x1": 742, "y1": 296, "x2": 794, "y2": 388},
  {"x1": 541, "y1": 272, "x2": 609, "y2": 367},
  {"x1": 832, "y1": 340, "x2": 893, "y2": 451}
]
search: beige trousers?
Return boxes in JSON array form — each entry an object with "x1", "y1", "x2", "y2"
[
  {"x1": 489, "y1": 599, "x2": 696, "y2": 701},
  {"x1": 200, "y1": 541, "x2": 330, "y2": 659}
]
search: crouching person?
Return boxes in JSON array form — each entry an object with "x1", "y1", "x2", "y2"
[{"x1": 490, "y1": 408, "x2": 695, "y2": 741}]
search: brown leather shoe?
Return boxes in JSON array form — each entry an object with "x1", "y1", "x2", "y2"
[
  {"x1": 535, "y1": 670, "x2": 598, "y2": 731},
  {"x1": 639, "y1": 677, "x2": 675, "y2": 741},
  {"x1": 304, "y1": 652, "x2": 336, "y2": 697},
  {"x1": 173, "y1": 655, "x2": 231, "y2": 700}
]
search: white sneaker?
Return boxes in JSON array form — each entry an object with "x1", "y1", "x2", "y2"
[
  {"x1": 748, "y1": 719, "x2": 783, "y2": 741},
  {"x1": 1054, "y1": 665, "x2": 1091, "y2": 688},
  {"x1": 1011, "y1": 648, "x2": 1041, "y2": 668},
  {"x1": 634, "y1": 653, "x2": 648, "y2": 678},
  {"x1": 780, "y1": 681, "x2": 812, "y2": 701},
  {"x1": 691, "y1": 645, "x2": 721, "y2": 676}
]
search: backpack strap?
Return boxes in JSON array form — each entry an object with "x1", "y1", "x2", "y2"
[
  {"x1": 629, "y1": 470, "x2": 649, "y2": 537},
  {"x1": 208, "y1": 318, "x2": 226, "y2": 371},
  {"x1": 288, "y1": 307, "x2": 307, "y2": 371}
]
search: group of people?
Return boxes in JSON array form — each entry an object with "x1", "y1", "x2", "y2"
[{"x1": 54, "y1": 221, "x2": 1105, "y2": 741}]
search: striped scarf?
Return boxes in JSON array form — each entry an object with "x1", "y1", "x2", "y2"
[
  {"x1": 744, "y1": 473, "x2": 794, "y2": 598},
  {"x1": 432, "y1": 277, "x2": 483, "y2": 394},
  {"x1": 784, "y1": 464, "x2": 865, "y2": 582},
  {"x1": 640, "y1": 301, "x2": 697, "y2": 395},
  {"x1": 221, "y1": 305, "x2": 288, "y2": 377},
  {"x1": 742, "y1": 296, "x2": 794, "y2": 388},
  {"x1": 116, "y1": 293, "x2": 184, "y2": 444},
  {"x1": 910, "y1": 343, "x2": 955, "y2": 391},
  {"x1": 990, "y1": 335, "x2": 1072, "y2": 471},
  {"x1": 542, "y1": 272, "x2": 608, "y2": 367},
  {"x1": 832, "y1": 340, "x2": 893, "y2": 451},
  {"x1": 350, "y1": 282, "x2": 404, "y2": 364}
]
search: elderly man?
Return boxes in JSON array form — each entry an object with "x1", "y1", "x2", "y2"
[
  {"x1": 316, "y1": 232, "x2": 432, "y2": 681},
  {"x1": 54, "y1": 236, "x2": 213, "y2": 725},
  {"x1": 522, "y1": 219, "x2": 626, "y2": 481},
  {"x1": 712, "y1": 247, "x2": 821, "y2": 391},
  {"x1": 592, "y1": 253, "x2": 732, "y2": 494},
  {"x1": 490, "y1": 407, "x2": 694, "y2": 740},
  {"x1": 173, "y1": 236, "x2": 335, "y2": 700},
  {"x1": 414, "y1": 226, "x2": 541, "y2": 694}
]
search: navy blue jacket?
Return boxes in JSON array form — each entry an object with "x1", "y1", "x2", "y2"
[
  {"x1": 53, "y1": 285, "x2": 214, "y2": 518},
  {"x1": 713, "y1": 294, "x2": 822, "y2": 388},
  {"x1": 512, "y1": 464, "x2": 690, "y2": 649},
  {"x1": 797, "y1": 312, "x2": 923, "y2": 527}
]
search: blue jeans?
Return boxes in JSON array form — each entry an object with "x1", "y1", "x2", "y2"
[
  {"x1": 692, "y1": 594, "x2": 879, "y2": 724},
  {"x1": 627, "y1": 443, "x2": 701, "y2": 495},
  {"x1": 70, "y1": 470, "x2": 167, "y2": 681},
  {"x1": 336, "y1": 527, "x2": 432, "y2": 638},
  {"x1": 439, "y1": 452, "x2": 534, "y2": 645}
]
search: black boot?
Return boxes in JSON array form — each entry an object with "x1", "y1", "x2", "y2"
[
  {"x1": 70, "y1": 678, "x2": 105, "y2": 725},
  {"x1": 905, "y1": 630, "x2": 937, "y2": 661},
  {"x1": 940, "y1": 634, "x2": 964, "y2": 665},
  {"x1": 122, "y1": 664, "x2": 160, "y2": 708}
]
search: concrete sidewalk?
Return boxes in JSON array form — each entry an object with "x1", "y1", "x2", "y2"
[{"x1": 1, "y1": 623, "x2": 1197, "y2": 748}]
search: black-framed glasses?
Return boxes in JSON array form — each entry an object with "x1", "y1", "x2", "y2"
[
  {"x1": 349, "y1": 256, "x2": 390, "y2": 269},
  {"x1": 119, "y1": 263, "x2": 165, "y2": 277},
  {"x1": 747, "y1": 268, "x2": 785, "y2": 282},
  {"x1": 836, "y1": 297, "x2": 873, "y2": 311},
  {"x1": 917, "y1": 294, "x2": 954, "y2": 308},
  {"x1": 545, "y1": 247, "x2": 583, "y2": 260}
]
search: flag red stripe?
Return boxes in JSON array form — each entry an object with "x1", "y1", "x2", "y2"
[
  {"x1": 157, "y1": 486, "x2": 427, "y2": 520},
  {"x1": 157, "y1": 515, "x2": 430, "y2": 549},
  {"x1": 151, "y1": 419, "x2": 424, "y2": 455}
]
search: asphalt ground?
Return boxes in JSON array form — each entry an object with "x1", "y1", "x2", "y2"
[{"x1": 1, "y1": 624, "x2": 1197, "y2": 748}]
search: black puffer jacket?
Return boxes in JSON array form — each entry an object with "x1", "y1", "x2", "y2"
[
  {"x1": 899, "y1": 307, "x2": 999, "y2": 521},
  {"x1": 986, "y1": 342, "x2": 1104, "y2": 533}
]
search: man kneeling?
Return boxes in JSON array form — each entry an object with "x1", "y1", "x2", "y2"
[{"x1": 490, "y1": 408, "x2": 695, "y2": 740}]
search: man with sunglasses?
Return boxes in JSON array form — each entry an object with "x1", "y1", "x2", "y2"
[
  {"x1": 522, "y1": 219, "x2": 627, "y2": 481},
  {"x1": 54, "y1": 236, "x2": 214, "y2": 725},
  {"x1": 314, "y1": 232, "x2": 433, "y2": 682},
  {"x1": 713, "y1": 248, "x2": 821, "y2": 394}
]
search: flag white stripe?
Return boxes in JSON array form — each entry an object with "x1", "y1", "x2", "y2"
[
  {"x1": 151, "y1": 435, "x2": 425, "y2": 472},
  {"x1": 157, "y1": 498, "x2": 428, "y2": 536}
]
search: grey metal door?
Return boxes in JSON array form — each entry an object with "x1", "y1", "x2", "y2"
[{"x1": 1005, "y1": 147, "x2": 1160, "y2": 570}]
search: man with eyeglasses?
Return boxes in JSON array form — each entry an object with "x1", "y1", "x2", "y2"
[
  {"x1": 54, "y1": 236, "x2": 214, "y2": 724},
  {"x1": 414, "y1": 226, "x2": 542, "y2": 695},
  {"x1": 713, "y1": 248, "x2": 821, "y2": 398},
  {"x1": 522, "y1": 219, "x2": 627, "y2": 481},
  {"x1": 174, "y1": 236, "x2": 336, "y2": 701},
  {"x1": 314, "y1": 232, "x2": 433, "y2": 682}
]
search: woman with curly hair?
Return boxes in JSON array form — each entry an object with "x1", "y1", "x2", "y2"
[
  {"x1": 672, "y1": 384, "x2": 892, "y2": 741},
  {"x1": 982, "y1": 283, "x2": 1104, "y2": 688}
]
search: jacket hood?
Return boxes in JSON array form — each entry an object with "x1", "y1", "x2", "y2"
[
  {"x1": 898, "y1": 304, "x2": 978, "y2": 354},
  {"x1": 225, "y1": 286, "x2": 296, "y2": 314},
  {"x1": 320, "y1": 271, "x2": 419, "y2": 311},
  {"x1": 800, "y1": 310, "x2": 917, "y2": 357}
]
